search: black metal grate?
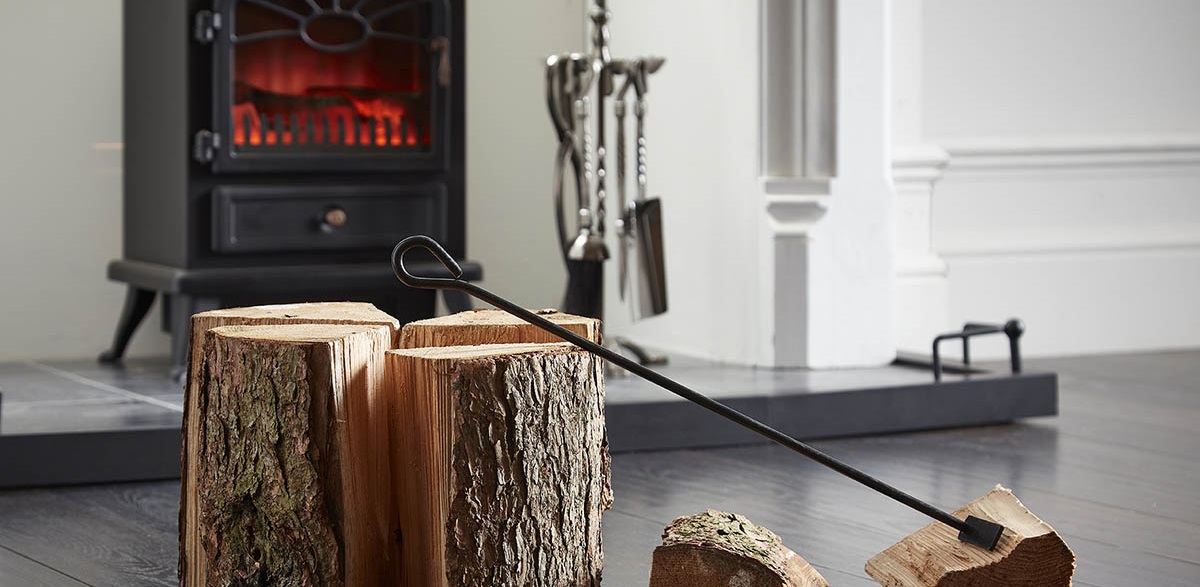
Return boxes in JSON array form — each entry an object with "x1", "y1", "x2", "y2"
[{"x1": 228, "y1": 0, "x2": 438, "y2": 152}]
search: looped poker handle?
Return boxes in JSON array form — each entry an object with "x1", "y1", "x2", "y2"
[{"x1": 390, "y1": 235, "x2": 465, "y2": 290}]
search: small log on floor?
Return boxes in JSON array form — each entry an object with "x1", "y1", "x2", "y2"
[
  {"x1": 865, "y1": 485, "x2": 1075, "y2": 587},
  {"x1": 387, "y1": 343, "x2": 611, "y2": 587},
  {"x1": 180, "y1": 303, "x2": 400, "y2": 587},
  {"x1": 648, "y1": 509, "x2": 830, "y2": 587},
  {"x1": 397, "y1": 308, "x2": 600, "y2": 348}
]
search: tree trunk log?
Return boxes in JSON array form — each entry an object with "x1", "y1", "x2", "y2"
[
  {"x1": 181, "y1": 303, "x2": 399, "y2": 587},
  {"x1": 387, "y1": 343, "x2": 611, "y2": 587},
  {"x1": 397, "y1": 309, "x2": 600, "y2": 349},
  {"x1": 865, "y1": 485, "x2": 1075, "y2": 587},
  {"x1": 649, "y1": 509, "x2": 830, "y2": 587}
]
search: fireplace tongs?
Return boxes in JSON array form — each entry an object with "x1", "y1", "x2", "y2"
[{"x1": 391, "y1": 235, "x2": 1006, "y2": 551}]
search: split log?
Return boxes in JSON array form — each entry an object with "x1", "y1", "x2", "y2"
[
  {"x1": 181, "y1": 303, "x2": 400, "y2": 587},
  {"x1": 188, "y1": 323, "x2": 396, "y2": 587},
  {"x1": 865, "y1": 485, "x2": 1075, "y2": 587},
  {"x1": 648, "y1": 509, "x2": 830, "y2": 587},
  {"x1": 397, "y1": 308, "x2": 600, "y2": 349},
  {"x1": 387, "y1": 342, "x2": 611, "y2": 587}
]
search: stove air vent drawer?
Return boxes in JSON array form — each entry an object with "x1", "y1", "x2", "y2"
[{"x1": 211, "y1": 184, "x2": 446, "y2": 254}]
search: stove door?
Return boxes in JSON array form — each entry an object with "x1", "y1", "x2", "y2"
[{"x1": 203, "y1": 0, "x2": 451, "y2": 173}]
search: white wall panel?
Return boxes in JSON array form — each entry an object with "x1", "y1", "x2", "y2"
[
  {"x1": 893, "y1": 1, "x2": 1200, "y2": 357},
  {"x1": 926, "y1": 143, "x2": 1200, "y2": 357},
  {"x1": 924, "y1": 0, "x2": 1200, "y2": 139}
]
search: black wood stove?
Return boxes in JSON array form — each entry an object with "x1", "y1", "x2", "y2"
[{"x1": 103, "y1": 0, "x2": 478, "y2": 372}]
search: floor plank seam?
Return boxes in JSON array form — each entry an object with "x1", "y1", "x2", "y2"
[{"x1": 0, "y1": 543, "x2": 94, "y2": 587}]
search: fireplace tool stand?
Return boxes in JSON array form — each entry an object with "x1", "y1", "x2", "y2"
[
  {"x1": 548, "y1": 0, "x2": 668, "y2": 367},
  {"x1": 392, "y1": 235, "x2": 1006, "y2": 551}
]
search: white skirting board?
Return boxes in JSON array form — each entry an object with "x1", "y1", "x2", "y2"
[{"x1": 943, "y1": 249, "x2": 1200, "y2": 359}]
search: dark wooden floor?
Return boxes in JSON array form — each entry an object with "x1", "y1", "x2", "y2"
[{"x1": 1, "y1": 351, "x2": 1198, "y2": 586}]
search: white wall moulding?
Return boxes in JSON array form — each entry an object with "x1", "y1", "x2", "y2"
[
  {"x1": 892, "y1": 146, "x2": 949, "y2": 278},
  {"x1": 764, "y1": 195, "x2": 829, "y2": 237},
  {"x1": 892, "y1": 145, "x2": 951, "y2": 185},
  {"x1": 940, "y1": 135, "x2": 1200, "y2": 170}
]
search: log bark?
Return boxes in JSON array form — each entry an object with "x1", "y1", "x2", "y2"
[
  {"x1": 865, "y1": 485, "x2": 1075, "y2": 587},
  {"x1": 648, "y1": 509, "x2": 830, "y2": 587},
  {"x1": 397, "y1": 308, "x2": 600, "y2": 349},
  {"x1": 181, "y1": 303, "x2": 400, "y2": 587},
  {"x1": 387, "y1": 343, "x2": 611, "y2": 587}
]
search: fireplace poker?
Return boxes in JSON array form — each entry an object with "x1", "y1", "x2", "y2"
[
  {"x1": 614, "y1": 64, "x2": 632, "y2": 301},
  {"x1": 591, "y1": 1, "x2": 613, "y2": 243},
  {"x1": 391, "y1": 235, "x2": 1007, "y2": 551}
]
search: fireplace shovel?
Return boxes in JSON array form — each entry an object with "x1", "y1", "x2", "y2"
[
  {"x1": 616, "y1": 58, "x2": 668, "y2": 319},
  {"x1": 391, "y1": 235, "x2": 1008, "y2": 554}
]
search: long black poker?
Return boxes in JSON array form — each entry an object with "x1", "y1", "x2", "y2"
[{"x1": 390, "y1": 234, "x2": 1006, "y2": 551}]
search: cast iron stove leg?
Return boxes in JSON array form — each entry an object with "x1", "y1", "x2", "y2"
[{"x1": 98, "y1": 286, "x2": 156, "y2": 364}]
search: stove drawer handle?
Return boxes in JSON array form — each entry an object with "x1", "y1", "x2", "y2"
[{"x1": 320, "y1": 207, "x2": 348, "y2": 232}]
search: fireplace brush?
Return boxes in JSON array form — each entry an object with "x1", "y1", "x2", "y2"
[{"x1": 390, "y1": 235, "x2": 1006, "y2": 551}]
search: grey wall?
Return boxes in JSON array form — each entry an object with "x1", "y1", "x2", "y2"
[
  {"x1": 0, "y1": 1, "x2": 138, "y2": 361},
  {"x1": 466, "y1": 0, "x2": 583, "y2": 312}
]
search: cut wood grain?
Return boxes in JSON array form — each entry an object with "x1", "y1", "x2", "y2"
[
  {"x1": 180, "y1": 303, "x2": 399, "y2": 587},
  {"x1": 186, "y1": 323, "x2": 396, "y2": 587},
  {"x1": 387, "y1": 343, "x2": 611, "y2": 587},
  {"x1": 648, "y1": 509, "x2": 830, "y2": 587},
  {"x1": 397, "y1": 308, "x2": 600, "y2": 348},
  {"x1": 865, "y1": 485, "x2": 1075, "y2": 587}
]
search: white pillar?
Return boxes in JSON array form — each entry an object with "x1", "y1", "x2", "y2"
[
  {"x1": 757, "y1": 0, "x2": 896, "y2": 368},
  {"x1": 758, "y1": 0, "x2": 835, "y2": 366}
]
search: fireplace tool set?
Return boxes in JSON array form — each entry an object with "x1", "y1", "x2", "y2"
[
  {"x1": 546, "y1": 0, "x2": 668, "y2": 362},
  {"x1": 391, "y1": 234, "x2": 1007, "y2": 552}
]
